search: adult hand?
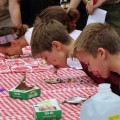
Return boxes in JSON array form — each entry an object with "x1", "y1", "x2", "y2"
[{"x1": 86, "y1": 0, "x2": 107, "y2": 14}]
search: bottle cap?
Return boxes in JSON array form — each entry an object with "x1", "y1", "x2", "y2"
[
  {"x1": 98, "y1": 83, "x2": 111, "y2": 92},
  {"x1": 99, "y1": 83, "x2": 111, "y2": 89}
]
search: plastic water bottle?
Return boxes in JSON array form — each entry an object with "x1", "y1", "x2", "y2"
[{"x1": 80, "y1": 83, "x2": 120, "y2": 120}]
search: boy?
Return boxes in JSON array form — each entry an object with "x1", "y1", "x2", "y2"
[
  {"x1": 73, "y1": 22, "x2": 120, "y2": 78},
  {"x1": 73, "y1": 22, "x2": 120, "y2": 94},
  {"x1": 31, "y1": 19, "x2": 80, "y2": 68}
]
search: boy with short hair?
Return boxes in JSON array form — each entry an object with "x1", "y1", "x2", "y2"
[
  {"x1": 73, "y1": 22, "x2": 120, "y2": 78},
  {"x1": 31, "y1": 19, "x2": 80, "y2": 68},
  {"x1": 73, "y1": 22, "x2": 120, "y2": 94}
]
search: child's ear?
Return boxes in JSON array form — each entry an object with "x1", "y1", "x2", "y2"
[
  {"x1": 11, "y1": 40, "x2": 18, "y2": 47},
  {"x1": 97, "y1": 48, "x2": 107, "y2": 59},
  {"x1": 52, "y1": 41, "x2": 62, "y2": 51}
]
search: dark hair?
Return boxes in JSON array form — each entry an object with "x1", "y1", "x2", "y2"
[
  {"x1": 0, "y1": 25, "x2": 28, "y2": 47},
  {"x1": 35, "y1": 6, "x2": 80, "y2": 33}
]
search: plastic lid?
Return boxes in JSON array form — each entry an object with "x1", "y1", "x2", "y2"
[{"x1": 98, "y1": 83, "x2": 111, "y2": 92}]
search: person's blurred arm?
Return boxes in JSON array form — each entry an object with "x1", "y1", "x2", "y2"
[
  {"x1": 9, "y1": 0, "x2": 22, "y2": 26},
  {"x1": 67, "y1": 0, "x2": 81, "y2": 12},
  {"x1": 86, "y1": 0, "x2": 107, "y2": 14}
]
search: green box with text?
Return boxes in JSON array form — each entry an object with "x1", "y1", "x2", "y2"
[
  {"x1": 34, "y1": 98, "x2": 62, "y2": 120},
  {"x1": 9, "y1": 87, "x2": 40, "y2": 100}
]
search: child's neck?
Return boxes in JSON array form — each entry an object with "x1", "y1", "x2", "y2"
[
  {"x1": 64, "y1": 40, "x2": 75, "y2": 58},
  {"x1": 109, "y1": 53, "x2": 120, "y2": 75}
]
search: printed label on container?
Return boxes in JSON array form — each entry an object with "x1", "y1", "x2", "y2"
[{"x1": 108, "y1": 114, "x2": 120, "y2": 120}]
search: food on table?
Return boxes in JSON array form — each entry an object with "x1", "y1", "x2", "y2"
[
  {"x1": 5, "y1": 55, "x2": 20, "y2": 59},
  {"x1": 63, "y1": 96, "x2": 87, "y2": 105},
  {"x1": 16, "y1": 73, "x2": 34, "y2": 90},
  {"x1": 44, "y1": 78, "x2": 63, "y2": 84}
]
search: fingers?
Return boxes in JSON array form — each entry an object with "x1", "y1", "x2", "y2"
[{"x1": 86, "y1": 0, "x2": 95, "y2": 14}]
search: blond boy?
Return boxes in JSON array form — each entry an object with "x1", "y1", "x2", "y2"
[{"x1": 73, "y1": 22, "x2": 120, "y2": 78}]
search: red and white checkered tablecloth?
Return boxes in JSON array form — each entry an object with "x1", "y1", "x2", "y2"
[{"x1": 0, "y1": 47, "x2": 98, "y2": 120}]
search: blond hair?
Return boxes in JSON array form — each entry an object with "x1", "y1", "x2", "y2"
[
  {"x1": 73, "y1": 23, "x2": 120, "y2": 57},
  {"x1": 31, "y1": 19, "x2": 72, "y2": 56}
]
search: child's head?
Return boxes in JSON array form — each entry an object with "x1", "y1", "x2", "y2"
[
  {"x1": 31, "y1": 19, "x2": 73, "y2": 68},
  {"x1": 0, "y1": 26, "x2": 27, "y2": 56},
  {"x1": 36, "y1": 6, "x2": 80, "y2": 33},
  {"x1": 73, "y1": 23, "x2": 120, "y2": 78}
]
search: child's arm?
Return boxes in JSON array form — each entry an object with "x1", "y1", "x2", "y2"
[{"x1": 67, "y1": 0, "x2": 81, "y2": 12}]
